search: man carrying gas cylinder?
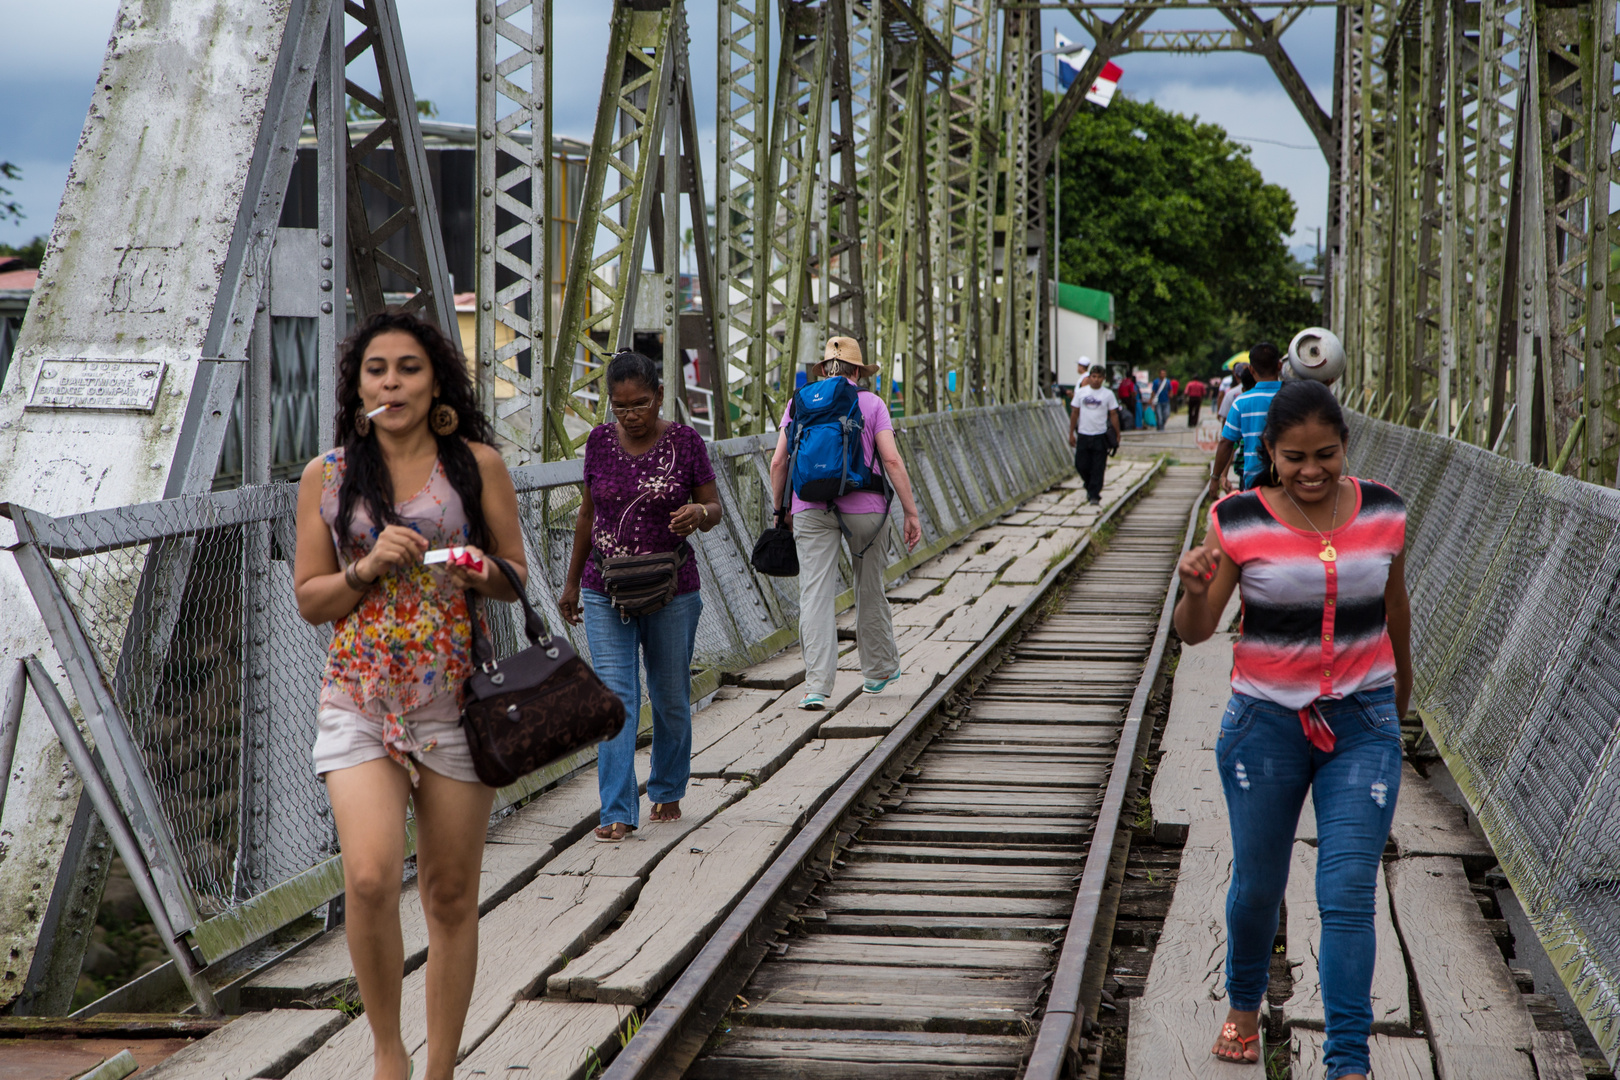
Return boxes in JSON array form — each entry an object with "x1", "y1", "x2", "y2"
[{"x1": 769, "y1": 338, "x2": 924, "y2": 711}]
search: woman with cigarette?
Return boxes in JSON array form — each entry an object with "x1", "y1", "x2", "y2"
[
  {"x1": 558, "y1": 349, "x2": 723, "y2": 842},
  {"x1": 293, "y1": 310, "x2": 527, "y2": 1080}
]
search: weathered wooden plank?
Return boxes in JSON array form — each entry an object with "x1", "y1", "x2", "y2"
[
  {"x1": 1291, "y1": 1029, "x2": 1435, "y2": 1080},
  {"x1": 816, "y1": 913, "x2": 1070, "y2": 940},
  {"x1": 735, "y1": 999, "x2": 1033, "y2": 1035},
  {"x1": 688, "y1": 689, "x2": 857, "y2": 781},
  {"x1": 1138, "y1": 817, "x2": 1231, "y2": 1008},
  {"x1": 939, "y1": 571, "x2": 1000, "y2": 599},
  {"x1": 747, "y1": 962, "x2": 1047, "y2": 1005},
  {"x1": 910, "y1": 548, "x2": 974, "y2": 579},
  {"x1": 548, "y1": 821, "x2": 791, "y2": 1003},
  {"x1": 1124, "y1": 999, "x2": 1252, "y2": 1080},
  {"x1": 1149, "y1": 634, "x2": 1233, "y2": 843},
  {"x1": 818, "y1": 670, "x2": 944, "y2": 738},
  {"x1": 935, "y1": 585, "x2": 1034, "y2": 643},
  {"x1": 1531, "y1": 1030, "x2": 1587, "y2": 1080},
  {"x1": 781, "y1": 935, "x2": 1052, "y2": 969},
  {"x1": 887, "y1": 576, "x2": 944, "y2": 602},
  {"x1": 1387, "y1": 857, "x2": 1537, "y2": 1074},
  {"x1": 451, "y1": 1001, "x2": 633, "y2": 1080},
  {"x1": 730, "y1": 644, "x2": 810, "y2": 689},
  {"x1": 898, "y1": 638, "x2": 973, "y2": 677},
  {"x1": 286, "y1": 876, "x2": 642, "y2": 1080},
  {"x1": 690, "y1": 1052, "x2": 1018, "y2": 1079},
  {"x1": 726, "y1": 737, "x2": 882, "y2": 828},
  {"x1": 137, "y1": 1010, "x2": 346, "y2": 1080},
  {"x1": 957, "y1": 538, "x2": 1035, "y2": 576},
  {"x1": 997, "y1": 541, "x2": 1062, "y2": 585},
  {"x1": 891, "y1": 591, "x2": 967, "y2": 629},
  {"x1": 533, "y1": 779, "x2": 748, "y2": 878},
  {"x1": 1282, "y1": 841, "x2": 1409, "y2": 1033},
  {"x1": 816, "y1": 892, "x2": 1073, "y2": 917},
  {"x1": 861, "y1": 814, "x2": 1092, "y2": 844},
  {"x1": 687, "y1": 1027, "x2": 1026, "y2": 1077},
  {"x1": 1390, "y1": 762, "x2": 1493, "y2": 860}
]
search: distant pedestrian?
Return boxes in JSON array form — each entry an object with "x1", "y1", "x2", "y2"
[
  {"x1": 1116, "y1": 372, "x2": 1138, "y2": 431},
  {"x1": 294, "y1": 310, "x2": 528, "y2": 1080},
  {"x1": 1151, "y1": 368, "x2": 1172, "y2": 430},
  {"x1": 558, "y1": 349, "x2": 724, "y2": 842},
  {"x1": 770, "y1": 337, "x2": 923, "y2": 711},
  {"x1": 1209, "y1": 344, "x2": 1283, "y2": 499},
  {"x1": 1174, "y1": 380, "x2": 1411, "y2": 1080},
  {"x1": 1068, "y1": 364, "x2": 1121, "y2": 505},
  {"x1": 1185, "y1": 376, "x2": 1206, "y2": 427}
]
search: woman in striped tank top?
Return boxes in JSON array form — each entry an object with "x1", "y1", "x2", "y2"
[{"x1": 1174, "y1": 380, "x2": 1412, "y2": 1080}]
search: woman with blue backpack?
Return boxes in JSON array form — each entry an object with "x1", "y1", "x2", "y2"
[{"x1": 769, "y1": 338, "x2": 923, "y2": 710}]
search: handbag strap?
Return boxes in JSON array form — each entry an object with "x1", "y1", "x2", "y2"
[{"x1": 467, "y1": 554, "x2": 553, "y2": 669}]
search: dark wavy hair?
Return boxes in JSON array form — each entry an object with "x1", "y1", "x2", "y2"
[
  {"x1": 332, "y1": 309, "x2": 498, "y2": 552},
  {"x1": 606, "y1": 349, "x2": 662, "y2": 393},
  {"x1": 1257, "y1": 379, "x2": 1349, "y2": 483}
]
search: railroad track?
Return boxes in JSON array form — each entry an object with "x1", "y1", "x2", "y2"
[{"x1": 604, "y1": 465, "x2": 1206, "y2": 1080}]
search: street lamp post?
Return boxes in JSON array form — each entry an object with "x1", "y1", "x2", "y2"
[{"x1": 1038, "y1": 40, "x2": 1089, "y2": 389}]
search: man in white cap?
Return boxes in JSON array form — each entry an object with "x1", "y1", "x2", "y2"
[{"x1": 769, "y1": 337, "x2": 923, "y2": 710}]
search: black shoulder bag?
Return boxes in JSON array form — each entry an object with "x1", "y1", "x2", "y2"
[
  {"x1": 750, "y1": 478, "x2": 799, "y2": 577},
  {"x1": 461, "y1": 556, "x2": 627, "y2": 789}
]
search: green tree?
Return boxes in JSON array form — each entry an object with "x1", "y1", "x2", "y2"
[
  {"x1": 0, "y1": 162, "x2": 23, "y2": 226},
  {"x1": 1047, "y1": 94, "x2": 1319, "y2": 379},
  {"x1": 0, "y1": 235, "x2": 46, "y2": 269}
]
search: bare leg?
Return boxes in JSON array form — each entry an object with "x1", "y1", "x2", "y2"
[
  {"x1": 412, "y1": 766, "x2": 496, "y2": 1080},
  {"x1": 326, "y1": 758, "x2": 414, "y2": 1080}
]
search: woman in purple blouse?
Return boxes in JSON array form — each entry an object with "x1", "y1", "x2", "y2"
[{"x1": 559, "y1": 351, "x2": 723, "y2": 841}]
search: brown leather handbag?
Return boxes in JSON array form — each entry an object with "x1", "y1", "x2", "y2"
[{"x1": 461, "y1": 556, "x2": 627, "y2": 789}]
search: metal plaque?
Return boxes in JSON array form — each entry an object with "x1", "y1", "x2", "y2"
[{"x1": 27, "y1": 359, "x2": 168, "y2": 413}]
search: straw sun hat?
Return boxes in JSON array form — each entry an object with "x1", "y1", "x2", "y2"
[{"x1": 816, "y1": 336, "x2": 879, "y2": 377}]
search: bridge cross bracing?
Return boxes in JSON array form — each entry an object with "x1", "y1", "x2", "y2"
[{"x1": 0, "y1": 0, "x2": 1618, "y2": 1067}]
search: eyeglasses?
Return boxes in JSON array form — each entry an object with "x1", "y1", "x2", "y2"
[{"x1": 610, "y1": 401, "x2": 658, "y2": 419}]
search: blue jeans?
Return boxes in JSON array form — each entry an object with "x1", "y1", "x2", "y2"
[
  {"x1": 1217, "y1": 686, "x2": 1401, "y2": 1080},
  {"x1": 581, "y1": 589, "x2": 702, "y2": 829}
]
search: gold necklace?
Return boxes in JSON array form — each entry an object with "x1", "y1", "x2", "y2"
[{"x1": 1283, "y1": 479, "x2": 1341, "y2": 563}]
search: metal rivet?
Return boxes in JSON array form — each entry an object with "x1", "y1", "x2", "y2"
[
  {"x1": 321, "y1": 257, "x2": 333, "y2": 270},
  {"x1": 483, "y1": 72, "x2": 493, "y2": 81},
  {"x1": 483, "y1": 12, "x2": 492, "y2": 22},
  {"x1": 321, "y1": 234, "x2": 333, "y2": 247},
  {"x1": 483, "y1": 300, "x2": 493, "y2": 310},
  {"x1": 321, "y1": 301, "x2": 333, "y2": 314},
  {"x1": 321, "y1": 279, "x2": 333, "y2": 291}
]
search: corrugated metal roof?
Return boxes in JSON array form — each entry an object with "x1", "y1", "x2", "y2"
[{"x1": 1055, "y1": 281, "x2": 1113, "y2": 323}]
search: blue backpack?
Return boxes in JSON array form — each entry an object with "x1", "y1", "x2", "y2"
[{"x1": 786, "y1": 378, "x2": 890, "y2": 552}]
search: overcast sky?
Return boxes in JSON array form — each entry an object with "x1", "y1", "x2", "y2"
[{"x1": 0, "y1": 2, "x2": 1333, "y2": 256}]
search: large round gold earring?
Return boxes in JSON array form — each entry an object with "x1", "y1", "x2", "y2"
[
  {"x1": 1270, "y1": 461, "x2": 1280, "y2": 487},
  {"x1": 430, "y1": 400, "x2": 460, "y2": 436},
  {"x1": 354, "y1": 405, "x2": 372, "y2": 437}
]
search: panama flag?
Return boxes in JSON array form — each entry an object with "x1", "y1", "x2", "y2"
[{"x1": 1054, "y1": 32, "x2": 1123, "y2": 108}]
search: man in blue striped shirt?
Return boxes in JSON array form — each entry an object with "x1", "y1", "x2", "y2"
[{"x1": 1207, "y1": 341, "x2": 1283, "y2": 500}]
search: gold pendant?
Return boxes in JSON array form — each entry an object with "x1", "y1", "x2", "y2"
[{"x1": 1320, "y1": 543, "x2": 1337, "y2": 563}]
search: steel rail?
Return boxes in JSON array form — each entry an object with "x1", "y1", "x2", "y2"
[
  {"x1": 1023, "y1": 478, "x2": 1206, "y2": 1077},
  {"x1": 601, "y1": 457, "x2": 1170, "y2": 1080}
]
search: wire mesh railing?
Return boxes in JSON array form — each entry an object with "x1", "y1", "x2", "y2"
[
  {"x1": 1348, "y1": 410, "x2": 1620, "y2": 1067},
  {"x1": 8, "y1": 399, "x2": 1071, "y2": 965}
]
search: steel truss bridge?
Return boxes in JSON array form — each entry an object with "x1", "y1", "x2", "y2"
[{"x1": 4, "y1": 0, "x2": 1620, "y2": 1032}]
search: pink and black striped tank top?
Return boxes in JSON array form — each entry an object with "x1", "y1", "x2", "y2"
[{"x1": 1211, "y1": 479, "x2": 1406, "y2": 711}]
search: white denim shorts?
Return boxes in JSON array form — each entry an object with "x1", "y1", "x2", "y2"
[{"x1": 312, "y1": 691, "x2": 483, "y2": 785}]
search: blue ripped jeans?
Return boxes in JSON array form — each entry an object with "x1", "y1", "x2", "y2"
[{"x1": 1217, "y1": 686, "x2": 1401, "y2": 1080}]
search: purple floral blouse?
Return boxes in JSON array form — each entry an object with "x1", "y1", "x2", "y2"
[{"x1": 581, "y1": 421, "x2": 715, "y2": 596}]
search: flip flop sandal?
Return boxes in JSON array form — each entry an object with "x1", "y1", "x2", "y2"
[
  {"x1": 593, "y1": 822, "x2": 635, "y2": 843},
  {"x1": 1212, "y1": 1021, "x2": 1260, "y2": 1063},
  {"x1": 650, "y1": 803, "x2": 683, "y2": 823}
]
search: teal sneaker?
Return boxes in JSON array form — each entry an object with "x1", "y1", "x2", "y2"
[
  {"x1": 797, "y1": 692, "x2": 828, "y2": 711},
  {"x1": 863, "y1": 669, "x2": 903, "y2": 694}
]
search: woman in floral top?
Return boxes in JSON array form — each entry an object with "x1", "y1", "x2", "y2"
[
  {"x1": 559, "y1": 350, "x2": 723, "y2": 842},
  {"x1": 293, "y1": 311, "x2": 526, "y2": 1080}
]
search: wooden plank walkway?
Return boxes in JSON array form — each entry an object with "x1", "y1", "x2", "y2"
[
  {"x1": 174, "y1": 459, "x2": 1162, "y2": 1080},
  {"x1": 1137, "y1": 601, "x2": 1590, "y2": 1080}
]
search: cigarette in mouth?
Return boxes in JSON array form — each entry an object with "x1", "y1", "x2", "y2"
[{"x1": 365, "y1": 404, "x2": 392, "y2": 419}]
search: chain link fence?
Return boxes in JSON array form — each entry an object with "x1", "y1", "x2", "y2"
[
  {"x1": 12, "y1": 400, "x2": 1071, "y2": 962},
  {"x1": 1348, "y1": 411, "x2": 1620, "y2": 1066}
]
